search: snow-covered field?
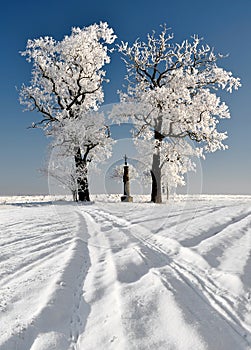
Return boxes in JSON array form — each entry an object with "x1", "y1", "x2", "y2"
[{"x1": 0, "y1": 194, "x2": 251, "y2": 350}]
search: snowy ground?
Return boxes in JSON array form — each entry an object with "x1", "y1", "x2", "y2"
[{"x1": 0, "y1": 194, "x2": 251, "y2": 350}]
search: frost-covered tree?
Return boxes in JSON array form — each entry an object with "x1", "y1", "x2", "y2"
[
  {"x1": 40, "y1": 156, "x2": 79, "y2": 201},
  {"x1": 117, "y1": 25, "x2": 241, "y2": 203},
  {"x1": 110, "y1": 163, "x2": 138, "y2": 182},
  {"x1": 51, "y1": 113, "x2": 113, "y2": 201},
  {"x1": 19, "y1": 22, "x2": 116, "y2": 201},
  {"x1": 135, "y1": 136, "x2": 198, "y2": 199}
]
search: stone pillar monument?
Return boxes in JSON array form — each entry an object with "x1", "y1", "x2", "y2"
[{"x1": 121, "y1": 155, "x2": 133, "y2": 202}]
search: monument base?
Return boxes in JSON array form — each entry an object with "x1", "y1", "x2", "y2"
[{"x1": 121, "y1": 195, "x2": 133, "y2": 202}]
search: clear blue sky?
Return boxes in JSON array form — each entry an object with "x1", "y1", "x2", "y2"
[{"x1": 0, "y1": 0, "x2": 250, "y2": 195}]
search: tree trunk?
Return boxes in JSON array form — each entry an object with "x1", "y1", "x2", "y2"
[
  {"x1": 72, "y1": 190, "x2": 78, "y2": 202},
  {"x1": 151, "y1": 129, "x2": 163, "y2": 203},
  {"x1": 78, "y1": 170, "x2": 90, "y2": 202},
  {"x1": 74, "y1": 148, "x2": 90, "y2": 202},
  {"x1": 151, "y1": 152, "x2": 162, "y2": 203}
]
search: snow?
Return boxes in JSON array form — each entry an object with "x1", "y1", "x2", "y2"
[{"x1": 0, "y1": 194, "x2": 251, "y2": 349}]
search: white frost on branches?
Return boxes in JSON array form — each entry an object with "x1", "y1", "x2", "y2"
[
  {"x1": 19, "y1": 22, "x2": 241, "y2": 202},
  {"x1": 51, "y1": 111, "x2": 113, "y2": 166},
  {"x1": 41, "y1": 156, "x2": 79, "y2": 201},
  {"x1": 114, "y1": 25, "x2": 241, "y2": 200},
  {"x1": 19, "y1": 22, "x2": 116, "y2": 200},
  {"x1": 110, "y1": 163, "x2": 139, "y2": 182},
  {"x1": 19, "y1": 22, "x2": 116, "y2": 129},
  {"x1": 135, "y1": 136, "x2": 199, "y2": 190}
]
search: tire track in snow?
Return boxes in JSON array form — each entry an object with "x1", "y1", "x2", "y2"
[
  {"x1": 195, "y1": 213, "x2": 251, "y2": 271},
  {"x1": 76, "y1": 209, "x2": 127, "y2": 350},
  {"x1": 81, "y1": 206, "x2": 251, "y2": 349},
  {"x1": 133, "y1": 229, "x2": 251, "y2": 347},
  {"x1": 180, "y1": 209, "x2": 251, "y2": 248},
  {"x1": 135, "y1": 231, "x2": 251, "y2": 347},
  {"x1": 80, "y1": 207, "x2": 207, "y2": 349},
  {"x1": 0, "y1": 244, "x2": 68, "y2": 288},
  {"x1": 0, "y1": 206, "x2": 78, "y2": 289},
  {"x1": 0, "y1": 232, "x2": 72, "y2": 288},
  {"x1": 216, "y1": 220, "x2": 251, "y2": 275},
  {"x1": 103, "y1": 201, "x2": 240, "y2": 229},
  {"x1": 0, "y1": 207, "x2": 91, "y2": 350}
]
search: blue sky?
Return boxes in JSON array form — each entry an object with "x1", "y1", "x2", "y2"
[{"x1": 0, "y1": 0, "x2": 250, "y2": 195}]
